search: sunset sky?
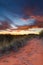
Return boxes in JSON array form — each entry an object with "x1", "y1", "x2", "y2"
[{"x1": 0, "y1": 0, "x2": 43, "y2": 30}]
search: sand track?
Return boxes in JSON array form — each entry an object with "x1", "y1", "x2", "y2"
[{"x1": 0, "y1": 38, "x2": 43, "y2": 65}]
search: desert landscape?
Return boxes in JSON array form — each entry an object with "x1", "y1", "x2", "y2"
[
  {"x1": 0, "y1": 31, "x2": 43, "y2": 65},
  {"x1": 0, "y1": 0, "x2": 43, "y2": 65}
]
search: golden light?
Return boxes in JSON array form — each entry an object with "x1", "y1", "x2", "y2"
[{"x1": 0, "y1": 28, "x2": 43, "y2": 35}]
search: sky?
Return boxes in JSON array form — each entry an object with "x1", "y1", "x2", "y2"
[{"x1": 0, "y1": 0, "x2": 43, "y2": 29}]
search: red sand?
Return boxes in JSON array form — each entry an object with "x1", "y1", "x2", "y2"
[{"x1": 0, "y1": 38, "x2": 43, "y2": 65}]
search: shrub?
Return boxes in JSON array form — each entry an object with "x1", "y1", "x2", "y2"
[{"x1": 39, "y1": 30, "x2": 43, "y2": 38}]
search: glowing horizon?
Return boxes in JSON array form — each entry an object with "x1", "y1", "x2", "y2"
[{"x1": 0, "y1": 28, "x2": 43, "y2": 35}]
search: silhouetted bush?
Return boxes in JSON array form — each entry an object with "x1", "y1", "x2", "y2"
[
  {"x1": 39, "y1": 30, "x2": 43, "y2": 38},
  {"x1": 0, "y1": 33, "x2": 41, "y2": 55}
]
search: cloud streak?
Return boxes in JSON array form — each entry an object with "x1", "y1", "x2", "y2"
[{"x1": 0, "y1": 0, "x2": 43, "y2": 30}]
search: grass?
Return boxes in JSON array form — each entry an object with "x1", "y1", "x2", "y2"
[{"x1": 0, "y1": 31, "x2": 43, "y2": 55}]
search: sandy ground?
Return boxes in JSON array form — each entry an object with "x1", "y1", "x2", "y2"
[{"x1": 0, "y1": 38, "x2": 43, "y2": 65}]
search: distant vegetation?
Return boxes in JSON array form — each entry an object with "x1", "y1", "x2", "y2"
[{"x1": 0, "y1": 32, "x2": 43, "y2": 56}]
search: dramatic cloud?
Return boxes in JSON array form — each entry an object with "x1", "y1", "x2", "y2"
[{"x1": 0, "y1": 0, "x2": 43, "y2": 30}]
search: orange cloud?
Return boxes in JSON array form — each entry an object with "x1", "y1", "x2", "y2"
[
  {"x1": 30, "y1": 16, "x2": 43, "y2": 22},
  {"x1": 23, "y1": 6, "x2": 43, "y2": 23}
]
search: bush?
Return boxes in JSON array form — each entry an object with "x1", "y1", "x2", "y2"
[{"x1": 39, "y1": 30, "x2": 43, "y2": 38}]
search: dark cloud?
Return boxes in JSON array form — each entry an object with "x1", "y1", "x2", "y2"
[{"x1": 0, "y1": 0, "x2": 43, "y2": 27}]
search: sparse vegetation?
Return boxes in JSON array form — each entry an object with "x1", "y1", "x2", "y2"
[{"x1": 0, "y1": 32, "x2": 42, "y2": 56}]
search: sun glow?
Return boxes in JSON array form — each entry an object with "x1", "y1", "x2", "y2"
[{"x1": 0, "y1": 28, "x2": 43, "y2": 35}]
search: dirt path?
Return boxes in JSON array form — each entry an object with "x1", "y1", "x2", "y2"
[{"x1": 0, "y1": 38, "x2": 43, "y2": 65}]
